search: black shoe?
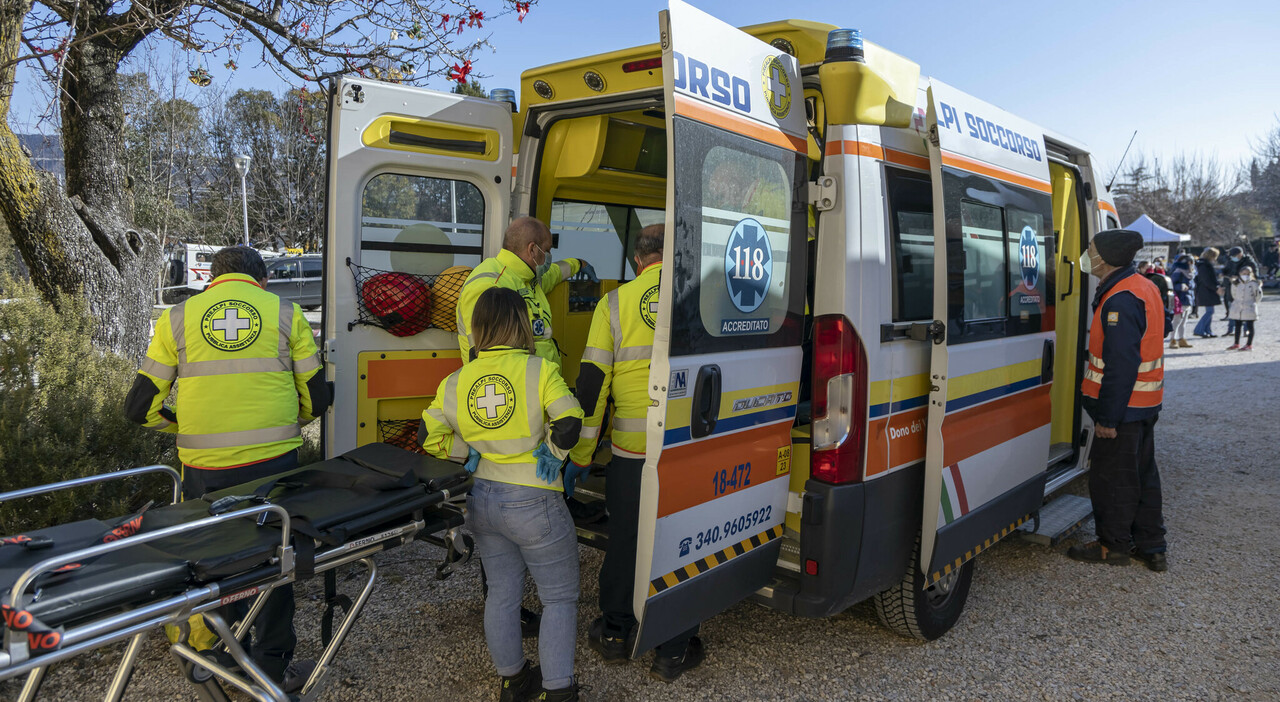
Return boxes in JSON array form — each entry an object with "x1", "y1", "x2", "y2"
[
  {"x1": 587, "y1": 617, "x2": 629, "y2": 663},
  {"x1": 565, "y1": 497, "x2": 607, "y2": 525},
  {"x1": 649, "y1": 636, "x2": 705, "y2": 683},
  {"x1": 500, "y1": 661, "x2": 541, "y2": 702},
  {"x1": 1067, "y1": 541, "x2": 1130, "y2": 566},
  {"x1": 521, "y1": 606, "x2": 541, "y2": 639},
  {"x1": 282, "y1": 659, "x2": 317, "y2": 695},
  {"x1": 534, "y1": 678, "x2": 580, "y2": 702},
  {"x1": 1130, "y1": 548, "x2": 1168, "y2": 573}
]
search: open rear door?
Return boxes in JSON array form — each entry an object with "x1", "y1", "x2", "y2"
[
  {"x1": 919, "y1": 80, "x2": 1056, "y2": 583},
  {"x1": 632, "y1": 0, "x2": 809, "y2": 654},
  {"x1": 323, "y1": 78, "x2": 512, "y2": 456}
]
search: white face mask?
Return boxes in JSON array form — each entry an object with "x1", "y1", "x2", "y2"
[
  {"x1": 1241, "y1": 273, "x2": 1253, "y2": 281},
  {"x1": 1078, "y1": 251, "x2": 1094, "y2": 276}
]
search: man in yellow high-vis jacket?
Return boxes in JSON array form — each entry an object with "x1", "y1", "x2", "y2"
[
  {"x1": 456, "y1": 216, "x2": 596, "y2": 368},
  {"x1": 570, "y1": 224, "x2": 704, "y2": 683},
  {"x1": 124, "y1": 245, "x2": 330, "y2": 691}
]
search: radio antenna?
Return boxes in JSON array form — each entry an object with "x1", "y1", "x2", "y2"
[{"x1": 1106, "y1": 130, "x2": 1138, "y2": 192}]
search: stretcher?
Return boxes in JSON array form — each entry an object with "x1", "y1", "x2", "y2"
[{"x1": 0, "y1": 443, "x2": 472, "y2": 702}]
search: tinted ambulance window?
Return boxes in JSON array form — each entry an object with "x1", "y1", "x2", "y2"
[
  {"x1": 959, "y1": 201, "x2": 1007, "y2": 320},
  {"x1": 886, "y1": 169, "x2": 934, "y2": 322},
  {"x1": 360, "y1": 174, "x2": 484, "y2": 275}
]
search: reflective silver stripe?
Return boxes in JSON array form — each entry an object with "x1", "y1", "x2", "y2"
[
  {"x1": 293, "y1": 354, "x2": 322, "y2": 374},
  {"x1": 140, "y1": 357, "x2": 177, "y2": 382},
  {"x1": 1132, "y1": 380, "x2": 1164, "y2": 392},
  {"x1": 426, "y1": 407, "x2": 448, "y2": 425},
  {"x1": 580, "y1": 425, "x2": 600, "y2": 440},
  {"x1": 149, "y1": 418, "x2": 173, "y2": 430},
  {"x1": 612, "y1": 416, "x2": 647, "y2": 433},
  {"x1": 470, "y1": 436, "x2": 542, "y2": 455},
  {"x1": 607, "y1": 292, "x2": 622, "y2": 357},
  {"x1": 278, "y1": 301, "x2": 294, "y2": 361},
  {"x1": 554, "y1": 260, "x2": 573, "y2": 279},
  {"x1": 1083, "y1": 368, "x2": 1104, "y2": 383},
  {"x1": 547, "y1": 395, "x2": 578, "y2": 419},
  {"x1": 615, "y1": 345, "x2": 651, "y2": 363},
  {"x1": 581, "y1": 346, "x2": 613, "y2": 366},
  {"x1": 474, "y1": 458, "x2": 542, "y2": 486},
  {"x1": 442, "y1": 373, "x2": 461, "y2": 431},
  {"x1": 461, "y1": 271, "x2": 500, "y2": 289},
  {"x1": 447, "y1": 439, "x2": 470, "y2": 460},
  {"x1": 525, "y1": 356, "x2": 544, "y2": 437},
  {"x1": 1087, "y1": 353, "x2": 1105, "y2": 370},
  {"x1": 1137, "y1": 357, "x2": 1164, "y2": 372},
  {"x1": 179, "y1": 357, "x2": 290, "y2": 377},
  {"x1": 176, "y1": 423, "x2": 300, "y2": 450},
  {"x1": 170, "y1": 302, "x2": 187, "y2": 365}
]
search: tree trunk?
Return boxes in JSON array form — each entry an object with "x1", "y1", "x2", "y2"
[{"x1": 0, "y1": 1, "x2": 159, "y2": 362}]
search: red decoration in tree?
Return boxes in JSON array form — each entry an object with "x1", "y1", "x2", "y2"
[
  {"x1": 468, "y1": 10, "x2": 485, "y2": 28},
  {"x1": 449, "y1": 59, "x2": 473, "y2": 84},
  {"x1": 456, "y1": 18, "x2": 466, "y2": 34},
  {"x1": 516, "y1": 2, "x2": 531, "y2": 22},
  {"x1": 439, "y1": 14, "x2": 450, "y2": 30}
]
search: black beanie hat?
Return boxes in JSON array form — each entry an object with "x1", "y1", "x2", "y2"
[{"x1": 1093, "y1": 229, "x2": 1144, "y2": 267}]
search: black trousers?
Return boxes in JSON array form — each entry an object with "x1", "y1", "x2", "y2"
[
  {"x1": 1233, "y1": 320, "x2": 1256, "y2": 346},
  {"x1": 600, "y1": 455, "x2": 698, "y2": 658},
  {"x1": 183, "y1": 450, "x2": 299, "y2": 680},
  {"x1": 1088, "y1": 417, "x2": 1167, "y2": 554}
]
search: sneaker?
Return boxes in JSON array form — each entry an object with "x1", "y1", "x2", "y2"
[
  {"x1": 1242, "y1": 345, "x2": 1253, "y2": 351},
  {"x1": 521, "y1": 606, "x2": 541, "y2": 639},
  {"x1": 534, "y1": 678, "x2": 580, "y2": 702},
  {"x1": 649, "y1": 636, "x2": 705, "y2": 683},
  {"x1": 587, "y1": 617, "x2": 629, "y2": 664},
  {"x1": 1177, "y1": 339, "x2": 1193, "y2": 348},
  {"x1": 500, "y1": 661, "x2": 541, "y2": 702},
  {"x1": 1066, "y1": 541, "x2": 1130, "y2": 566},
  {"x1": 1227, "y1": 344, "x2": 1240, "y2": 350},
  {"x1": 565, "y1": 497, "x2": 607, "y2": 525},
  {"x1": 1130, "y1": 548, "x2": 1169, "y2": 573},
  {"x1": 282, "y1": 659, "x2": 317, "y2": 695}
]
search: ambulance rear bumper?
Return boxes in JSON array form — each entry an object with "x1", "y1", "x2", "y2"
[{"x1": 754, "y1": 463, "x2": 923, "y2": 618}]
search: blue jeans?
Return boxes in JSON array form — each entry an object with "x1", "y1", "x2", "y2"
[
  {"x1": 1193, "y1": 305, "x2": 1214, "y2": 336},
  {"x1": 468, "y1": 479, "x2": 579, "y2": 689}
]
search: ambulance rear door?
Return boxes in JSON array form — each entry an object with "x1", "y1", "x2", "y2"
[
  {"x1": 323, "y1": 78, "x2": 513, "y2": 457},
  {"x1": 632, "y1": 0, "x2": 809, "y2": 654},
  {"x1": 919, "y1": 81, "x2": 1056, "y2": 584}
]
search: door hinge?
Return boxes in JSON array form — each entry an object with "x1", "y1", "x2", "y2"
[
  {"x1": 908, "y1": 320, "x2": 946, "y2": 345},
  {"x1": 321, "y1": 338, "x2": 337, "y2": 363},
  {"x1": 808, "y1": 175, "x2": 838, "y2": 212}
]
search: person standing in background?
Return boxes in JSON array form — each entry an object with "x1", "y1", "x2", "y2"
[
  {"x1": 1193, "y1": 248, "x2": 1221, "y2": 338},
  {"x1": 1168, "y1": 255, "x2": 1194, "y2": 349},
  {"x1": 1226, "y1": 265, "x2": 1263, "y2": 351}
]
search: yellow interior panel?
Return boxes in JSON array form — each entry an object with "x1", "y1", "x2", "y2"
[
  {"x1": 785, "y1": 425, "x2": 812, "y2": 534},
  {"x1": 1049, "y1": 163, "x2": 1082, "y2": 447},
  {"x1": 550, "y1": 279, "x2": 621, "y2": 388},
  {"x1": 362, "y1": 116, "x2": 501, "y2": 162},
  {"x1": 357, "y1": 349, "x2": 463, "y2": 449}
]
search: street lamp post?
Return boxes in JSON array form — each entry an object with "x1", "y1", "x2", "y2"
[{"x1": 233, "y1": 154, "x2": 252, "y2": 246}]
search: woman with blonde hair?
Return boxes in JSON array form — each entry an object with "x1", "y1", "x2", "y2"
[{"x1": 421, "y1": 286, "x2": 585, "y2": 701}]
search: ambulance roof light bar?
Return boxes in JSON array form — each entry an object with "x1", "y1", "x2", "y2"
[
  {"x1": 824, "y1": 28, "x2": 865, "y2": 63},
  {"x1": 488, "y1": 88, "x2": 517, "y2": 113}
]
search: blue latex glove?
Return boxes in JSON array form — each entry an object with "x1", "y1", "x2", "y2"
[
  {"x1": 463, "y1": 447, "x2": 480, "y2": 474},
  {"x1": 563, "y1": 462, "x2": 591, "y2": 498},
  {"x1": 533, "y1": 443, "x2": 561, "y2": 484},
  {"x1": 577, "y1": 259, "x2": 599, "y2": 284}
]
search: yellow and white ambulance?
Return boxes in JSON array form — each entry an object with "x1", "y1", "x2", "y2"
[{"x1": 322, "y1": 0, "x2": 1119, "y2": 648}]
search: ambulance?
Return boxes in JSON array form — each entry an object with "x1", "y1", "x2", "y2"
[{"x1": 322, "y1": 1, "x2": 1119, "y2": 649}]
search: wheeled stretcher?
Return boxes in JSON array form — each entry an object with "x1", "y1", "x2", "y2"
[{"x1": 0, "y1": 443, "x2": 472, "y2": 702}]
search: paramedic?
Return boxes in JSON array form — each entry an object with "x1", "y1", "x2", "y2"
[
  {"x1": 455, "y1": 216, "x2": 598, "y2": 368},
  {"x1": 421, "y1": 286, "x2": 586, "y2": 702},
  {"x1": 1069, "y1": 230, "x2": 1168, "y2": 572},
  {"x1": 570, "y1": 224, "x2": 706, "y2": 683},
  {"x1": 124, "y1": 245, "x2": 331, "y2": 691}
]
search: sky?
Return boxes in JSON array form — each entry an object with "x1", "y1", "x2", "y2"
[{"x1": 12, "y1": 0, "x2": 1280, "y2": 181}]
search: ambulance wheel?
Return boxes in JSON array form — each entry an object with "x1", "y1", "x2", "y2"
[{"x1": 872, "y1": 535, "x2": 973, "y2": 641}]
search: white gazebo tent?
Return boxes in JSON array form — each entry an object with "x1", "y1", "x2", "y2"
[{"x1": 1126, "y1": 214, "x2": 1190, "y2": 263}]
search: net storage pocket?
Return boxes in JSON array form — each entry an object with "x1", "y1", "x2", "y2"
[
  {"x1": 378, "y1": 418, "x2": 426, "y2": 453},
  {"x1": 347, "y1": 259, "x2": 471, "y2": 336}
]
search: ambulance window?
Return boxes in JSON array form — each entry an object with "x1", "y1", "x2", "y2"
[
  {"x1": 549, "y1": 201, "x2": 662, "y2": 281},
  {"x1": 886, "y1": 169, "x2": 934, "y2": 322},
  {"x1": 1005, "y1": 207, "x2": 1050, "y2": 327},
  {"x1": 959, "y1": 201, "x2": 1007, "y2": 320},
  {"x1": 359, "y1": 173, "x2": 484, "y2": 275},
  {"x1": 1106, "y1": 214, "x2": 1119, "y2": 230}
]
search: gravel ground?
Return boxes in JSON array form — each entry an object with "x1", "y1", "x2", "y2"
[{"x1": 8, "y1": 300, "x2": 1280, "y2": 701}]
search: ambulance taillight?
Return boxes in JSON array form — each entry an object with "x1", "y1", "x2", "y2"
[{"x1": 810, "y1": 314, "x2": 868, "y2": 484}]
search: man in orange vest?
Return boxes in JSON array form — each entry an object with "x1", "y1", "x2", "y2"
[{"x1": 1069, "y1": 229, "x2": 1168, "y2": 572}]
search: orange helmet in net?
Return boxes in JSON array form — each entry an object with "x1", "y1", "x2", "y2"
[{"x1": 361, "y1": 272, "x2": 431, "y2": 336}]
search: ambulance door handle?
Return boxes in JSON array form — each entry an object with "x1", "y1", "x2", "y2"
[
  {"x1": 1041, "y1": 339, "x2": 1055, "y2": 384},
  {"x1": 1062, "y1": 257, "x2": 1075, "y2": 300},
  {"x1": 690, "y1": 364, "x2": 722, "y2": 439}
]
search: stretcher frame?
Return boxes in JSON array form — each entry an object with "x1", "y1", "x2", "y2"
[{"x1": 0, "y1": 463, "x2": 469, "y2": 702}]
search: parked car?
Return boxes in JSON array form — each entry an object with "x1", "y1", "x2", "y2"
[{"x1": 264, "y1": 254, "x2": 323, "y2": 310}]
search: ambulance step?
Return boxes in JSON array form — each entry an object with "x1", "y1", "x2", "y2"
[
  {"x1": 777, "y1": 530, "x2": 801, "y2": 573},
  {"x1": 1019, "y1": 494, "x2": 1093, "y2": 546}
]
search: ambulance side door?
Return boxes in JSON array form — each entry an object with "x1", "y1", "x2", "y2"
[
  {"x1": 919, "y1": 81, "x2": 1056, "y2": 582},
  {"x1": 631, "y1": 0, "x2": 809, "y2": 654},
  {"x1": 323, "y1": 78, "x2": 512, "y2": 457}
]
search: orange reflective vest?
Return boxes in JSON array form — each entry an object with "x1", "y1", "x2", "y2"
[{"x1": 1081, "y1": 274, "x2": 1165, "y2": 408}]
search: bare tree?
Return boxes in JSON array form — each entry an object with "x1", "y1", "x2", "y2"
[
  {"x1": 1249, "y1": 118, "x2": 1280, "y2": 231},
  {"x1": 1, "y1": 0, "x2": 530, "y2": 360},
  {"x1": 1113, "y1": 153, "x2": 1244, "y2": 245}
]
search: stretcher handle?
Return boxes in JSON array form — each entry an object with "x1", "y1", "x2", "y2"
[
  {"x1": 0, "y1": 465, "x2": 183, "y2": 508},
  {"x1": 7, "y1": 504, "x2": 292, "y2": 610}
]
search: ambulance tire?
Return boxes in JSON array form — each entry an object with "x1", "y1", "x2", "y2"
[{"x1": 872, "y1": 534, "x2": 974, "y2": 641}]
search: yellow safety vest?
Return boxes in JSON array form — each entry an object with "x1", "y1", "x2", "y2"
[
  {"x1": 570, "y1": 261, "x2": 661, "y2": 464},
  {"x1": 422, "y1": 346, "x2": 583, "y2": 490},
  {"x1": 455, "y1": 248, "x2": 580, "y2": 368},
  {"x1": 136, "y1": 273, "x2": 324, "y2": 468}
]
